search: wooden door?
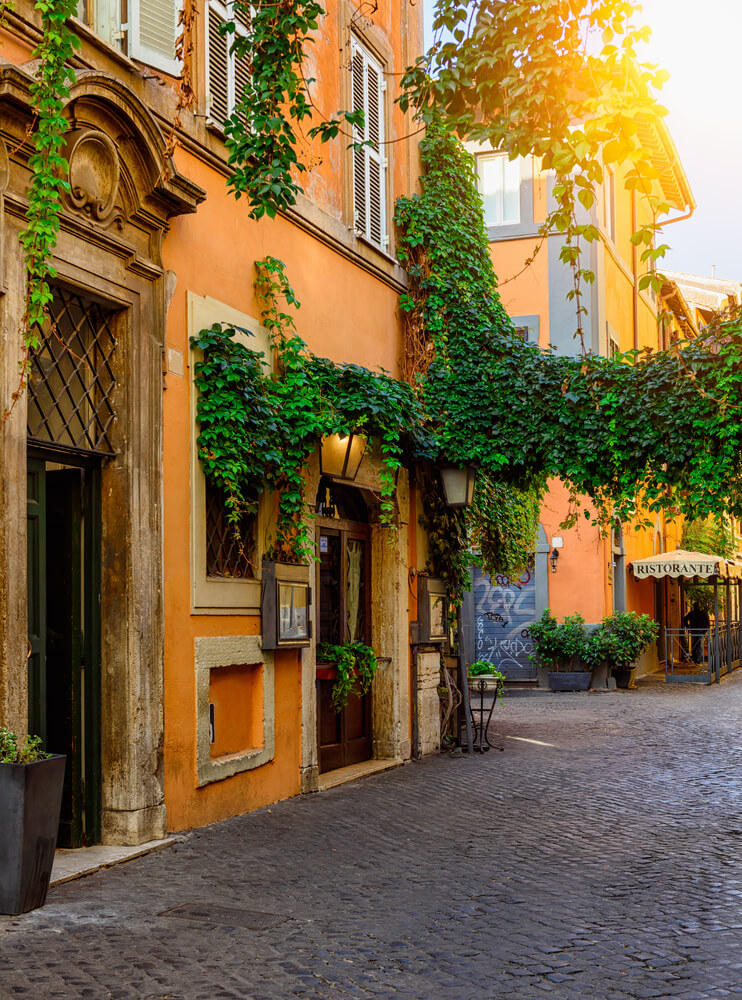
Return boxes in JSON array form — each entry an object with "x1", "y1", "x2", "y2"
[{"x1": 316, "y1": 520, "x2": 372, "y2": 773}]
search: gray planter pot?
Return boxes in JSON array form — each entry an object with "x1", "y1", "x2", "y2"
[
  {"x1": 547, "y1": 671, "x2": 592, "y2": 692},
  {"x1": 0, "y1": 754, "x2": 66, "y2": 915}
]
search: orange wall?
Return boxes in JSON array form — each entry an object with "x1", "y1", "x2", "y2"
[{"x1": 540, "y1": 480, "x2": 608, "y2": 622}]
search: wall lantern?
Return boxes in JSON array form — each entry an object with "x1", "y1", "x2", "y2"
[
  {"x1": 439, "y1": 464, "x2": 476, "y2": 507},
  {"x1": 550, "y1": 548, "x2": 560, "y2": 573},
  {"x1": 320, "y1": 433, "x2": 367, "y2": 481}
]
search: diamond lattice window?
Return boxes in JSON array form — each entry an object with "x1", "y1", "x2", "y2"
[
  {"x1": 27, "y1": 288, "x2": 118, "y2": 454},
  {"x1": 205, "y1": 481, "x2": 255, "y2": 579}
]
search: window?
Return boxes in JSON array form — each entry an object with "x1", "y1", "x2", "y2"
[
  {"x1": 351, "y1": 39, "x2": 388, "y2": 249},
  {"x1": 604, "y1": 166, "x2": 616, "y2": 243},
  {"x1": 205, "y1": 1, "x2": 250, "y2": 125},
  {"x1": 477, "y1": 154, "x2": 520, "y2": 226},
  {"x1": 76, "y1": 0, "x2": 181, "y2": 75},
  {"x1": 205, "y1": 481, "x2": 255, "y2": 579}
]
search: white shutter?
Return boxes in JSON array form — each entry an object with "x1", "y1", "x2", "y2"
[
  {"x1": 351, "y1": 40, "x2": 387, "y2": 249},
  {"x1": 129, "y1": 0, "x2": 181, "y2": 76},
  {"x1": 206, "y1": 1, "x2": 250, "y2": 127},
  {"x1": 206, "y1": 0, "x2": 230, "y2": 124}
]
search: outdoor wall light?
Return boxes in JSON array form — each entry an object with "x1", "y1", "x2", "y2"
[
  {"x1": 439, "y1": 464, "x2": 476, "y2": 507},
  {"x1": 319, "y1": 432, "x2": 367, "y2": 481},
  {"x1": 550, "y1": 548, "x2": 560, "y2": 573}
]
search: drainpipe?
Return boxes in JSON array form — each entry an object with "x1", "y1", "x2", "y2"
[{"x1": 631, "y1": 190, "x2": 639, "y2": 351}]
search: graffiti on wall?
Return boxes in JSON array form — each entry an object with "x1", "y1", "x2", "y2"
[{"x1": 472, "y1": 563, "x2": 537, "y2": 680}]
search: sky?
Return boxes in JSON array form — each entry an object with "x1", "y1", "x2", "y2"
[{"x1": 421, "y1": 0, "x2": 742, "y2": 282}]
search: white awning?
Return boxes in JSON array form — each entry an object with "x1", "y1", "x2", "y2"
[{"x1": 629, "y1": 548, "x2": 742, "y2": 581}]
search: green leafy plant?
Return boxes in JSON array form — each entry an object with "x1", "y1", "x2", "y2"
[
  {"x1": 588, "y1": 611, "x2": 659, "y2": 669},
  {"x1": 0, "y1": 726, "x2": 49, "y2": 764},
  {"x1": 468, "y1": 660, "x2": 506, "y2": 705},
  {"x1": 316, "y1": 641, "x2": 379, "y2": 713},
  {"x1": 529, "y1": 609, "x2": 592, "y2": 672}
]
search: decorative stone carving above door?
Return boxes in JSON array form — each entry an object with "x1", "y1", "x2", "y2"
[{"x1": 65, "y1": 129, "x2": 123, "y2": 229}]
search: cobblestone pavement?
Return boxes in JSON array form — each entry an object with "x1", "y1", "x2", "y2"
[{"x1": 3, "y1": 677, "x2": 742, "y2": 1000}]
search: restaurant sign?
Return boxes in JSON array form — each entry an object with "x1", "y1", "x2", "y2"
[{"x1": 632, "y1": 559, "x2": 717, "y2": 580}]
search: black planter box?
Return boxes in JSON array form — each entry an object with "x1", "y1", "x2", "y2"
[
  {"x1": 547, "y1": 671, "x2": 592, "y2": 692},
  {"x1": 0, "y1": 754, "x2": 66, "y2": 915}
]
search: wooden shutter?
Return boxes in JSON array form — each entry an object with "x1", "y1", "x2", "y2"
[
  {"x1": 351, "y1": 40, "x2": 387, "y2": 249},
  {"x1": 206, "y1": 0, "x2": 230, "y2": 124},
  {"x1": 206, "y1": 1, "x2": 250, "y2": 126},
  {"x1": 129, "y1": 0, "x2": 180, "y2": 75}
]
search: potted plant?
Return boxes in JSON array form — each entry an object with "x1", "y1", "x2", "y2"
[
  {"x1": 316, "y1": 641, "x2": 379, "y2": 712},
  {"x1": 0, "y1": 727, "x2": 66, "y2": 915},
  {"x1": 529, "y1": 609, "x2": 593, "y2": 691},
  {"x1": 468, "y1": 660, "x2": 506, "y2": 704},
  {"x1": 593, "y1": 611, "x2": 659, "y2": 688}
]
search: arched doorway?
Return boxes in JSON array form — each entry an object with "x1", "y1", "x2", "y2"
[{"x1": 315, "y1": 478, "x2": 372, "y2": 772}]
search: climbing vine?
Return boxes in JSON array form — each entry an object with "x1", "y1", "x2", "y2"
[
  {"x1": 20, "y1": 0, "x2": 79, "y2": 344},
  {"x1": 224, "y1": 0, "x2": 363, "y2": 219},
  {"x1": 191, "y1": 257, "x2": 429, "y2": 562}
]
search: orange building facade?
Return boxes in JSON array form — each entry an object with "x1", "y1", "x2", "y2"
[
  {"x1": 466, "y1": 125, "x2": 695, "y2": 681},
  {"x1": 0, "y1": 0, "x2": 439, "y2": 849}
]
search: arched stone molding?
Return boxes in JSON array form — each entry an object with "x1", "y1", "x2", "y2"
[
  {"x1": 298, "y1": 449, "x2": 411, "y2": 792},
  {"x1": 0, "y1": 64, "x2": 204, "y2": 844}
]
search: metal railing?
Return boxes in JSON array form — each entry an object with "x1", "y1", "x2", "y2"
[{"x1": 665, "y1": 623, "x2": 741, "y2": 684}]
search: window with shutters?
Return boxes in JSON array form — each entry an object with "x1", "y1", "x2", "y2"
[
  {"x1": 205, "y1": 1, "x2": 250, "y2": 126},
  {"x1": 75, "y1": 0, "x2": 180, "y2": 75},
  {"x1": 350, "y1": 39, "x2": 388, "y2": 250}
]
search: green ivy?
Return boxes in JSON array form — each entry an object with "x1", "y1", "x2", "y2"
[
  {"x1": 224, "y1": 0, "x2": 362, "y2": 219},
  {"x1": 11, "y1": 0, "x2": 79, "y2": 365},
  {"x1": 191, "y1": 257, "x2": 430, "y2": 562}
]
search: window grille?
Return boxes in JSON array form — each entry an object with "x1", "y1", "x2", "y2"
[
  {"x1": 205, "y1": 481, "x2": 255, "y2": 579},
  {"x1": 27, "y1": 288, "x2": 118, "y2": 455},
  {"x1": 351, "y1": 39, "x2": 387, "y2": 249},
  {"x1": 206, "y1": 0, "x2": 251, "y2": 125}
]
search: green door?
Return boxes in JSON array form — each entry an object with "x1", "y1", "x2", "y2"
[
  {"x1": 27, "y1": 457, "x2": 102, "y2": 847},
  {"x1": 27, "y1": 459, "x2": 47, "y2": 741}
]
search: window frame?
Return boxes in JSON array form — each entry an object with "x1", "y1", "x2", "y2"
[{"x1": 477, "y1": 153, "x2": 521, "y2": 227}]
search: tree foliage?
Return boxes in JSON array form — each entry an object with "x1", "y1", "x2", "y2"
[{"x1": 400, "y1": 0, "x2": 675, "y2": 331}]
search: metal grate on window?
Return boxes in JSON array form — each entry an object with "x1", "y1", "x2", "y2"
[
  {"x1": 27, "y1": 287, "x2": 117, "y2": 455},
  {"x1": 205, "y1": 481, "x2": 255, "y2": 579}
]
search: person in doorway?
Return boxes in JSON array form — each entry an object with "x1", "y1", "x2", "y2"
[{"x1": 682, "y1": 602, "x2": 710, "y2": 663}]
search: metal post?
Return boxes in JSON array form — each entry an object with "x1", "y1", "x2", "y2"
[
  {"x1": 726, "y1": 580, "x2": 732, "y2": 675},
  {"x1": 714, "y1": 579, "x2": 720, "y2": 683}
]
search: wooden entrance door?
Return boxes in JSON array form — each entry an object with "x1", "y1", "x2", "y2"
[
  {"x1": 316, "y1": 519, "x2": 372, "y2": 773},
  {"x1": 26, "y1": 454, "x2": 102, "y2": 847}
]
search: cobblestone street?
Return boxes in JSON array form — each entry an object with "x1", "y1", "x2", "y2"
[{"x1": 3, "y1": 677, "x2": 742, "y2": 1000}]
